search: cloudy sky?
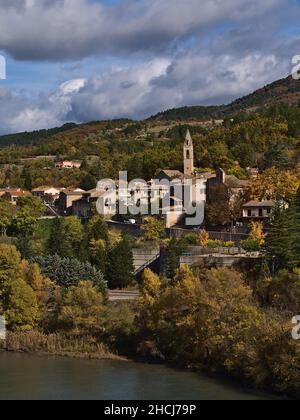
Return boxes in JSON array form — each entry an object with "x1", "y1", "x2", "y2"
[{"x1": 0, "y1": 0, "x2": 299, "y2": 133}]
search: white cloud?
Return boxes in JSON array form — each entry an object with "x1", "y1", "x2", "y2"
[
  {"x1": 0, "y1": 0, "x2": 289, "y2": 60},
  {"x1": 0, "y1": 49, "x2": 290, "y2": 133}
]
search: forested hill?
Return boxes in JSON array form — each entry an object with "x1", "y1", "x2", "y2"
[
  {"x1": 1, "y1": 74, "x2": 300, "y2": 147},
  {"x1": 0, "y1": 123, "x2": 78, "y2": 148},
  {"x1": 152, "y1": 74, "x2": 300, "y2": 121}
]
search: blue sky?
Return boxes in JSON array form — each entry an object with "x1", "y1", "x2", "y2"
[{"x1": 0, "y1": 0, "x2": 300, "y2": 133}]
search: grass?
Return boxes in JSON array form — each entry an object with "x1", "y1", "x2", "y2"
[{"x1": 0, "y1": 331, "x2": 127, "y2": 361}]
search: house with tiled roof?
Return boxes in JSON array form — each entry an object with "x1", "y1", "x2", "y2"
[{"x1": 242, "y1": 200, "x2": 276, "y2": 220}]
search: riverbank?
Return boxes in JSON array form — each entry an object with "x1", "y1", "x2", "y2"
[{"x1": 0, "y1": 331, "x2": 127, "y2": 362}]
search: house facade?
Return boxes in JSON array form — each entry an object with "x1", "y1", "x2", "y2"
[
  {"x1": 58, "y1": 188, "x2": 86, "y2": 215},
  {"x1": 243, "y1": 201, "x2": 275, "y2": 220},
  {"x1": 55, "y1": 161, "x2": 82, "y2": 169},
  {"x1": 2, "y1": 189, "x2": 31, "y2": 204},
  {"x1": 32, "y1": 186, "x2": 63, "y2": 201}
]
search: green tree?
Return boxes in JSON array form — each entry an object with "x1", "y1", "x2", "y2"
[
  {"x1": 12, "y1": 207, "x2": 38, "y2": 237},
  {"x1": 164, "y1": 239, "x2": 180, "y2": 279},
  {"x1": 107, "y1": 236, "x2": 134, "y2": 289},
  {"x1": 17, "y1": 196, "x2": 44, "y2": 218},
  {"x1": 265, "y1": 203, "x2": 300, "y2": 271},
  {"x1": 0, "y1": 200, "x2": 14, "y2": 236},
  {"x1": 80, "y1": 173, "x2": 97, "y2": 191},
  {"x1": 87, "y1": 215, "x2": 108, "y2": 242},
  {"x1": 0, "y1": 245, "x2": 23, "y2": 307},
  {"x1": 33, "y1": 254, "x2": 107, "y2": 295},
  {"x1": 51, "y1": 217, "x2": 84, "y2": 258}
]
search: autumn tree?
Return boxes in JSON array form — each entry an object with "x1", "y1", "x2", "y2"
[
  {"x1": 0, "y1": 245, "x2": 39, "y2": 331},
  {"x1": 199, "y1": 229, "x2": 209, "y2": 247},
  {"x1": 141, "y1": 217, "x2": 165, "y2": 243},
  {"x1": 59, "y1": 281, "x2": 104, "y2": 335},
  {"x1": 249, "y1": 221, "x2": 266, "y2": 246},
  {"x1": 5, "y1": 278, "x2": 39, "y2": 331},
  {"x1": 138, "y1": 269, "x2": 161, "y2": 332},
  {"x1": 248, "y1": 167, "x2": 300, "y2": 203},
  {"x1": 206, "y1": 184, "x2": 231, "y2": 226}
]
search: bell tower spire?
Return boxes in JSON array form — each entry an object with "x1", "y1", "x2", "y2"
[{"x1": 183, "y1": 129, "x2": 194, "y2": 176}]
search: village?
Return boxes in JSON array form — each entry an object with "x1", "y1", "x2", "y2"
[
  {"x1": 0, "y1": 130, "x2": 275, "y2": 230},
  {"x1": 0, "y1": 130, "x2": 278, "y2": 278}
]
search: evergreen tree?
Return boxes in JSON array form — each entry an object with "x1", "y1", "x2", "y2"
[
  {"x1": 165, "y1": 239, "x2": 180, "y2": 279},
  {"x1": 266, "y1": 203, "x2": 300, "y2": 271},
  {"x1": 106, "y1": 236, "x2": 134, "y2": 289}
]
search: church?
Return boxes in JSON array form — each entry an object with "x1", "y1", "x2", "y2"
[{"x1": 157, "y1": 130, "x2": 249, "y2": 227}]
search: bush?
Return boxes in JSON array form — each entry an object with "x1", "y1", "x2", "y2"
[
  {"x1": 241, "y1": 239, "x2": 261, "y2": 252},
  {"x1": 224, "y1": 241, "x2": 235, "y2": 248},
  {"x1": 207, "y1": 239, "x2": 222, "y2": 248}
]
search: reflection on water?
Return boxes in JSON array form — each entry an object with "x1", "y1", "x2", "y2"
[{"x1": 0, "y1": 352, "x2": 279, "y2": 400}]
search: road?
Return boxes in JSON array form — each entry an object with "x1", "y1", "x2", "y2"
[{"x1": 108, "y1": 290, "x2": 140, "y2": 301}]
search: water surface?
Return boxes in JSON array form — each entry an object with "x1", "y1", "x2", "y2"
[{"x1": 0, "y1": 353, "x2": 279, "y2": 400}]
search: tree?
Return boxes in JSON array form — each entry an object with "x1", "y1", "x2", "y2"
[
  {"x1": 33, "y1": 254, "x2": 107, "y2": 295},
  {"x1": 164, "y1": 239, "x2": 180, "y2": 279},
  {"x1": 199, "y1": 229, "x2": 209, "y2": 247},
  {"x1": 87, "y1": 215, "x2": 108, "y2": 242},
  {"x1": 0, "y1": 245, "x2": 23, "y2": 307},
  {"x1": 249, "y1": 221, "x2": 266, "y2": 246},
  {"x1": 89, "y1": 239, "x2": 107, "y2": 274},
  {"x1": 138, "y1": 269, "x2": 161, "y2": 331},
  {"x1": 12, "y1": 207, "x2": 38, "y2": 237},
  {"x1": 17, "y1": 196, "x2": 44, "y2": 218},
  {"x1": 106, "y1": 236, "x2": 134, "y2": 289},
  {"x1": 141, "y1": 217, "x2": 165, "y2": 243},
  {"x1": 248, "y1": 167, "x2": 300, "y2": 203},
  {"x1": 59, "y1": 281, "x2": 104, "y2": 335},
  {"x1": 5, "y1": 278, "x2": 39, "y2": 331},
  {"x1": 50, "y1": 217, "x2": 84, "y2": 258},
  {"x1": 80, "y1": 174, "x2": 97, "y2": 191},
  {"x1": 0, "y1": 200, "x2": 14, "y2": 236},
  {"x1": 206, "y1": 184, "x2": 231, "y2": 226},
  {"x1": 265, "y1": 203, "x2": 300, "y2": 271}
]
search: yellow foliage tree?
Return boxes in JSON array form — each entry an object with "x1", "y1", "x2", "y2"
[
  {"x1": 249, "y1": 221, "x2": 266, "y2": 246},
  {"x1": 138, "y1": 269, "x2": 161, "y2": 331},
  {"x1": 199, "y1": 229, "x2": 209, "y2": 247},
  {"x1": 248, "y1": 167, "x2": 300, "y2": 203}
]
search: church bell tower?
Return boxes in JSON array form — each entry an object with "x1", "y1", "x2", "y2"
[{"x1": 184, "y1": 130, "x2": 194, "y2": 176}]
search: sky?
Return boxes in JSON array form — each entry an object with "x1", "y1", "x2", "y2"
[{"x1": 0, "y1": 0, "x2": 300, "y2": 134}]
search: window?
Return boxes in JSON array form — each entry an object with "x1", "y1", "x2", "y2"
[
  {"x1": 186, "y1": 150, "x2": 190, "y2": 159},
  {"x1": 259, "y1": 209, "x2": 263, "y2": 217},
  {"x1": 248, "y1": 210, "x2": 252, "y2": 217}
]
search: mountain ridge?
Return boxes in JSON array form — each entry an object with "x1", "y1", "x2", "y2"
[{"x1": 1, "y1": 74, "x2": 300, "y2": 145}]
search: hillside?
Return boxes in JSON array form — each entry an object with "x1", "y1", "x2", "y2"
[
  {"x1": 0, "y1": 123, "x2": 78, "y2": 148},
  {"x1": 1, "y1": 74, "x2": 299, "y2": 148},
  {"x1": 152, "y1": 74, "x2": 300, "y2": 121}
]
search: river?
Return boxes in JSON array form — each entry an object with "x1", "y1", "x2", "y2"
[{"x1": 0, "y1": 353, "x2": 279, "y2": 400}]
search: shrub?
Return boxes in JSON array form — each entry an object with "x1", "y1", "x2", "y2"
[
  {"x1": 224, "y1": 241, "x2": 235, "y2": 248},
  {"x1": 207, "y1": 239, "x2": 222, "y2": 248},
  {"x1": 241, "y1": 239, "x2": 261, "y2": 253}
]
